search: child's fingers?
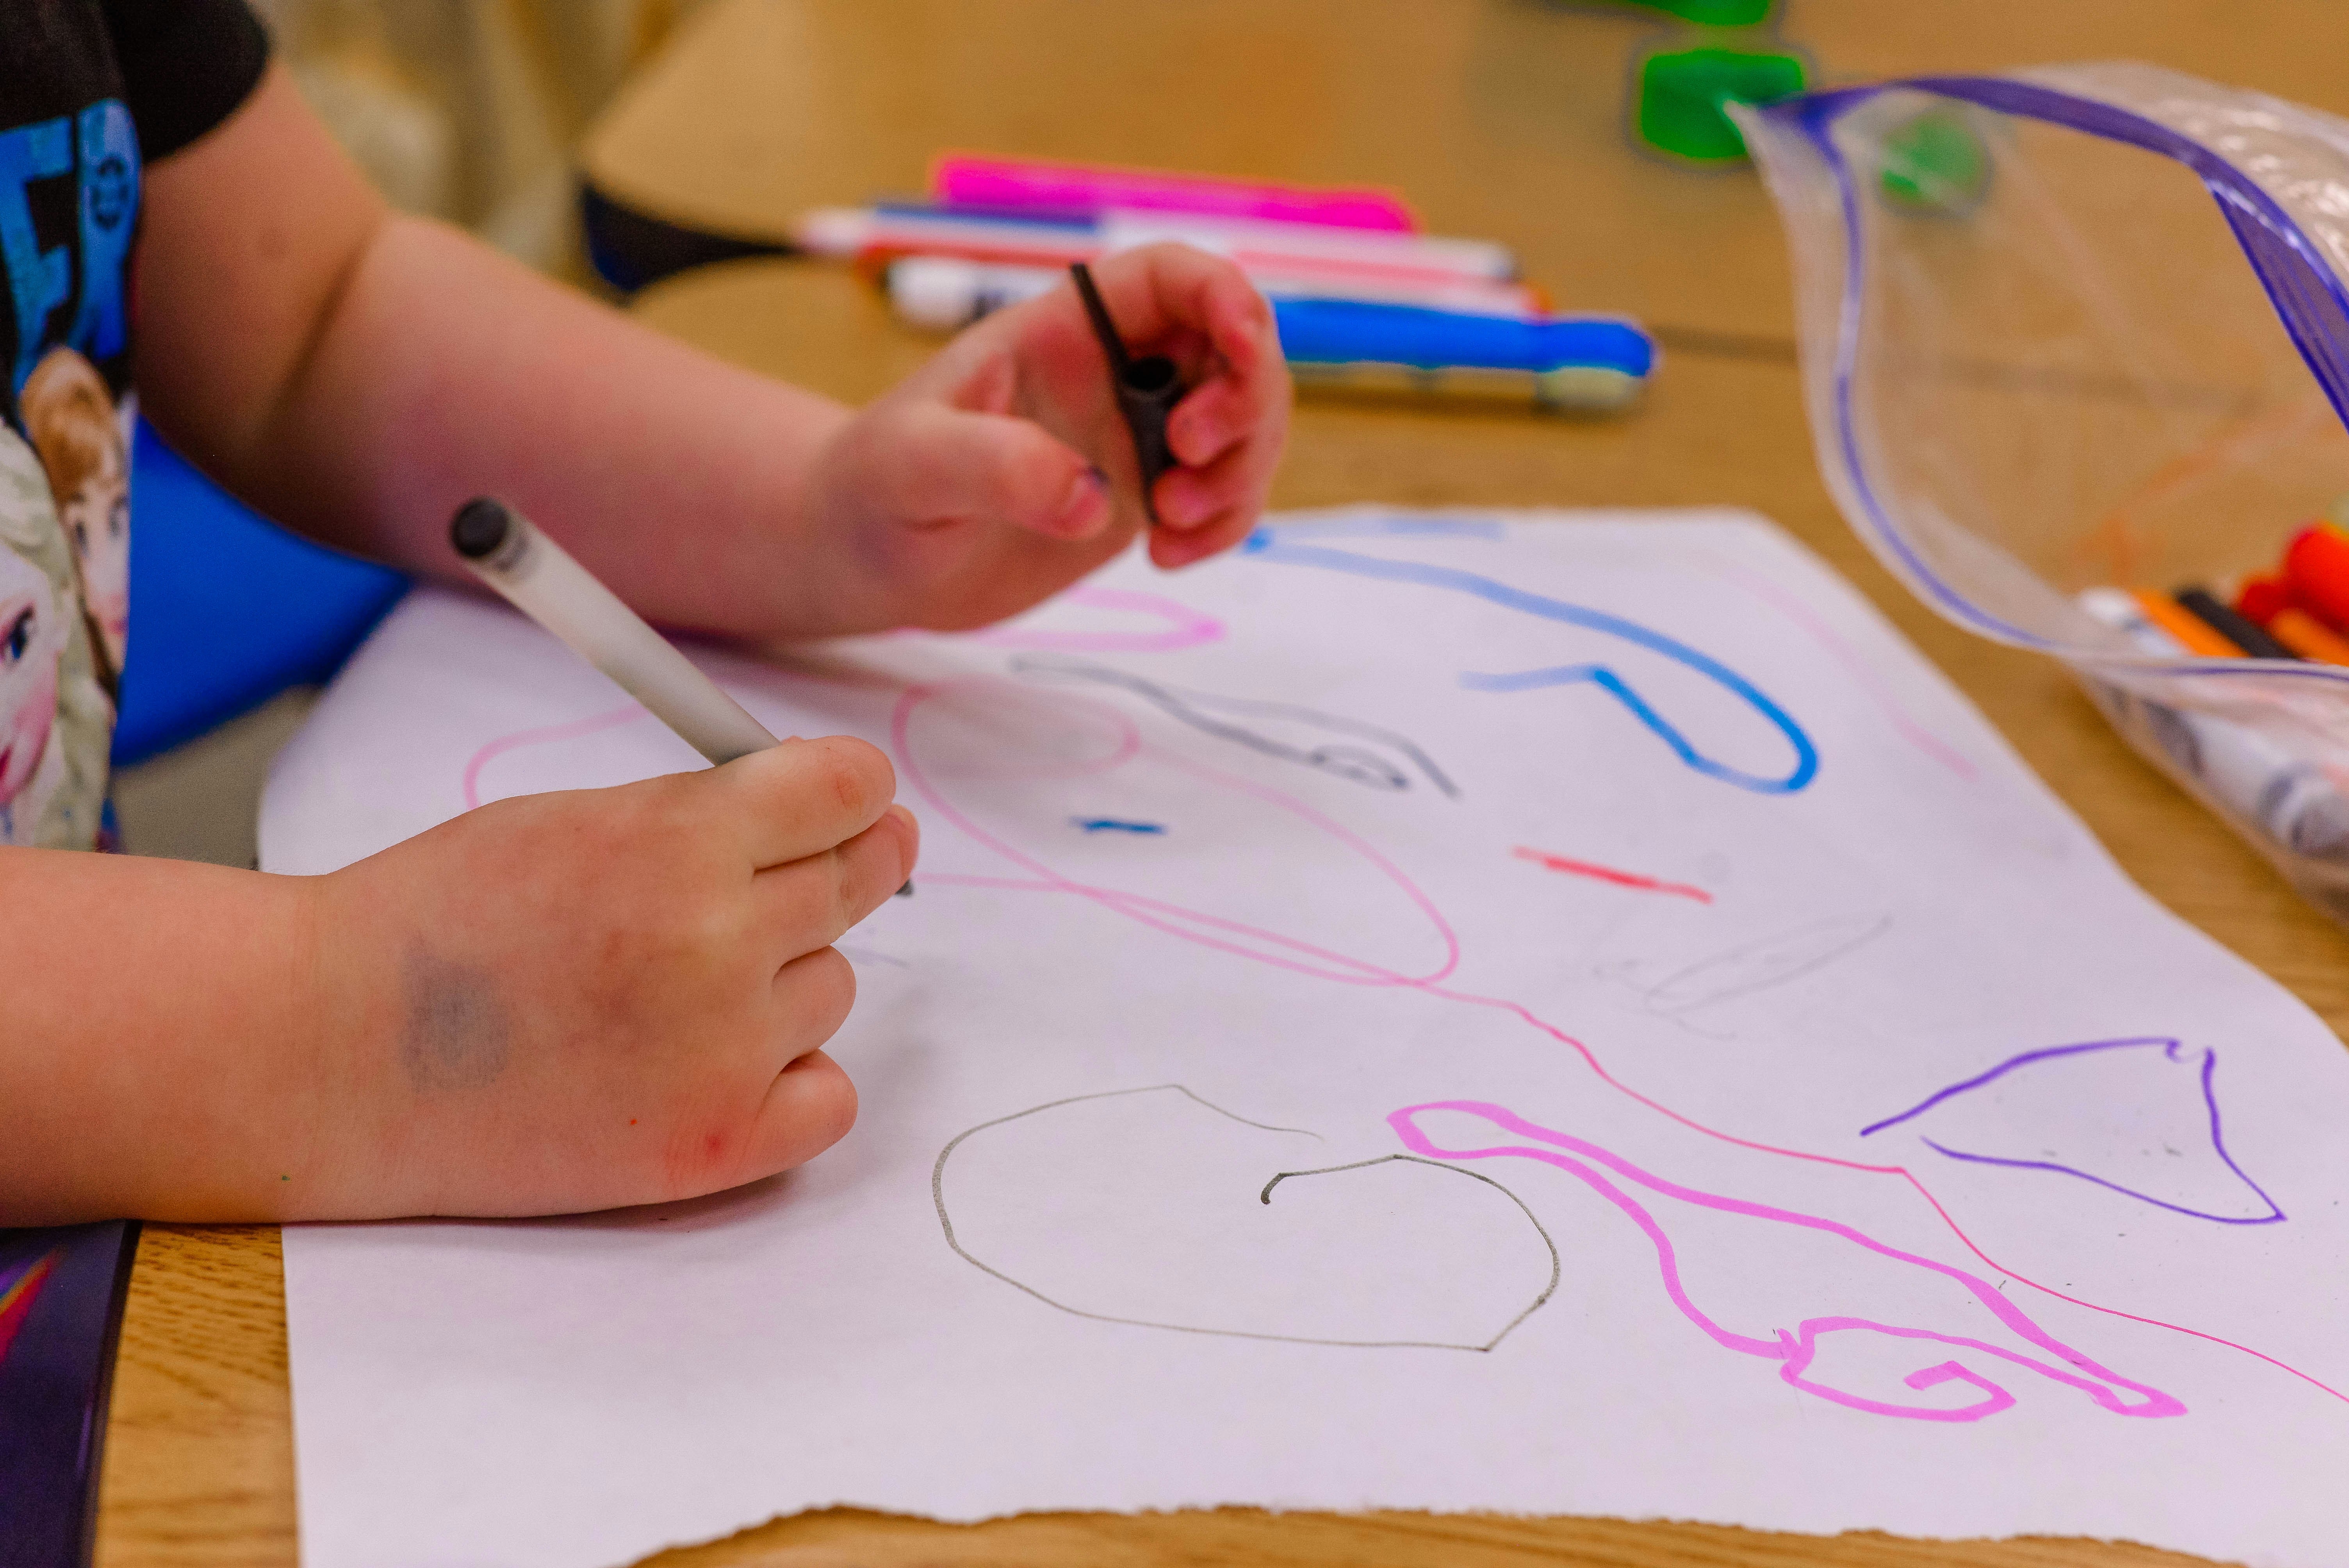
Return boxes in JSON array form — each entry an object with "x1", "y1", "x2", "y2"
[
  {"x1": 711, "y1": 736, "x2": 898, "y2": 870},
  {"x1": 870, "y1": 399, "x2": 1111, "y2": 541},
  {"x1": 740, "y1": 1047, "x2": 859, "y2": 1181},
  {"x1": 1154, "y1": 435, "x2": 1267, "y2": 533},
  {"x1": 750, "y1": 804, "x2": 919, "y2": 960},
  {"x1": 1150, "y1": 502, "x2": 1258, "y2": 569},
  {"x1": 1092, "y1": 242, "x2": 1277, "y2": 363},
  {"x1": 1166, "y1": 378, "x2": 1259, "y2": 470},
  {"x1": 768, "y1": 944, "x2": 859, "y2": 1054}
]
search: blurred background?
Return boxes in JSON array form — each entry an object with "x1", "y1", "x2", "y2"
[{"x1": 251, "y1": 0, "x2": 713, "y2": 276}]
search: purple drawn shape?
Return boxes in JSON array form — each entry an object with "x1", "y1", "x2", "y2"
[
  {"x1": 1861, "y1": 1037, "x2": 2284, "y2": 1226},
  {"x1": 1392, "y1": 1100, "x2": 2185, "y2": 1423}
]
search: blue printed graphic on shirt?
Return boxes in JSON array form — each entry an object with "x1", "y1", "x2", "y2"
[{"x1": 0, "y1": 98, "x2": 141, "y2": 850}]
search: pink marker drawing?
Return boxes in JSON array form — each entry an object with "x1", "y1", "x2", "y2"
[
  {"x1": 1392, "y1": 1102, "x2": 2183, "y2": 1422},
  {"x1": 966, "y1": 585, "x2": 1227, "y2": 655},
  {"x1": 454, "y1": 588, "x2": 2347, "y2": 1416},
  {"x1": 888, "y1": 669, "x2": 2342, "y2": 1411}
]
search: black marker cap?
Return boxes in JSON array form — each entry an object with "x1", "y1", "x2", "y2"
[
  {"x1": 2174, "y1": 585, "x2": 2297, "y2": 660},
  {"x1": 450, "y1": 496, "x2": 513, "y2": 560},
  {"x1": 1114, "y1": 353, "x2": 1183, "y2": 511},
  {"x1": 1069, "y1": 264, "x2": 1185, "y2": 523}
]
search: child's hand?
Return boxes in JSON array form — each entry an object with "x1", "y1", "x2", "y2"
[
  {"x1": 799, "y1": 242, "x2": 1290, "y2": 632},
  {"x1": 309, "y1": 737, "x2": 916, "y2": 1217}
]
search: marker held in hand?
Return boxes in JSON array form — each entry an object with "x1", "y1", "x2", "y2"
[
  {"x1": 449, "y1": 497, "x2": 913, "y2": 893},
  {"x1": 1069, "y1": 262, "x2": 1184, "y2": 524}
]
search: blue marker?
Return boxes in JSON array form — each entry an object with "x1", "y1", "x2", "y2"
[
  {"x1": 884, "y1": 258, "x2": 1654, "y2": 411},
  {"x1": 1272, "y1": 297, "x2": 1654, "y2": 412}
]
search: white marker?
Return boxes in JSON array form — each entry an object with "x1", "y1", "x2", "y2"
[
  {"x1": 2076, "y1": 586, "x2": 2349, "y2": 863},
  {"x1": 450, "y1": 497, "x2": 778, "y2": 762},
  {"x1": 450, "y1": 498, "x2": 914, "y2": 893}
]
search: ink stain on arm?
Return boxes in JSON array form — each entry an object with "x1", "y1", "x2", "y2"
[
  {"x1": 1072, "y1": 818, "x2": 1167, "y2": 834},
  {"x1": 400, "y1": 947, "x2": 512, "y2": 1092}
]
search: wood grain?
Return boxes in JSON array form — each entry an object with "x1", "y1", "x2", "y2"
[{"x1": 96, "y1": 0, "x2": 2349, "y2": 1563}]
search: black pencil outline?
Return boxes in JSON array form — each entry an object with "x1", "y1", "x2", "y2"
[
  {"x1": 934, "y1": 1085, "x2": 1558, "y2": 1352},
  {"x1": 1643, "y1": 914, "x2": 1893, "y2": 1014},
  {"x1": 1011, "y1": 655, "x2": 1461, "y2": 798}
]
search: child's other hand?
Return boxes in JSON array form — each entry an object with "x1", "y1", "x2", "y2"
[
  {"x1": 310, "y1": 737, "x2": 916, "y2": 1217},
  {"x1": 802, "y1": 243, "x2": 1290, "y2": 631}
]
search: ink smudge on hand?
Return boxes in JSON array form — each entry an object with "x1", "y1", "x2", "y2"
[{"x1": 401, "y1": 946, "x2": 513, "y2": 1092}]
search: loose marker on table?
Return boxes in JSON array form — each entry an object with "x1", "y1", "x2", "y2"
[
  {"x1": 1068, "y1": 262, "x2": 1183, "y2": 525},
  {"x1": 449, "y1": 497, "x2": 912, "y2": 894}
]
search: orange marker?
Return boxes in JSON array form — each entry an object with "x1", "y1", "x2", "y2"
[
  {"x1": 2282, "y1": 523, "x2": 2349, "y2": 633},
  {"x1": 2268, "y1": 606, "x2": 2349, "y2": 666},
  {"x1": 2128, "y1": 588, "x2": 2243, "y2": 656}
]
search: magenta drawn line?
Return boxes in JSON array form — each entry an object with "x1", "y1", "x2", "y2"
[
  {"x1": 966, "y1": 585, "x2": 1228, "y2": 653},
  {"x1": 1862, "y1": 1037, "x2": 2285, "y2": 1226},
  {"x1": 461, "y1": 704, "x2": 647, "y2": 809},
  {"x1": 1391, "y1": 1101, "x2": 2183, "y2": 1420},
  {"x1": 1717, "y1": 561, "x2": 1977, "y2": 779}
]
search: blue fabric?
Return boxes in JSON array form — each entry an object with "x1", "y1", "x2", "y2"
[{"x1": 113, "y1": 417, "x2": 407, "y2": 765}]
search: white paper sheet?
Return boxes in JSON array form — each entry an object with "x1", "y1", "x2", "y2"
[{"x1": 265, "y1": 510, "x2": 2349, "y2": 1568}]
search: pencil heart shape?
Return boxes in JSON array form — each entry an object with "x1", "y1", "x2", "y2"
[{"x1": 933, "y1": 1084, "x2": 1558, "y2": 1351}]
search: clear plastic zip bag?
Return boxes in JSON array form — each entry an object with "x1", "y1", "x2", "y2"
[{"x1": 1736, "y1": 64, "x2": 2349, "y2": 921}]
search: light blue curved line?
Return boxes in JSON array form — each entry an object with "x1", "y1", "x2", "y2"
[
  {"x1": 1244, "y1": 536, "x2": 1819, "y2": 795},
  {"x1": 1246, "y1": 515, "x2": 1507, "y2": 543}
]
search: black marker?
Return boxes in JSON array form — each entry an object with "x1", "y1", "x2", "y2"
[
  {"x1": 1069, "y1": 262, "x2": 1185, "y2": 523},
  {"x1": 2174, "y1": 584, "x2": 2297, "y2": 661}
]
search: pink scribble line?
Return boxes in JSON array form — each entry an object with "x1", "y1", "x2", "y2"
[
  {"x1": 895, "y1": 678, "x2": 1460, "y2": 986},
  {"x1": 462, "y1": 704, "x2": 647, "y2": 809},
  {"x1": 1392, "y1": 1102, "x2": 2183, "y2": 1421},
  {"x1": 1718, "y1": 562, "x2": 1977, "y2": 780},
  {"x1": 1410, "y1": 987, "x2": 2347, "y2": 1409},
  {"x1": 967, "y1": 585, "x2": 1228, "y2": 654}
]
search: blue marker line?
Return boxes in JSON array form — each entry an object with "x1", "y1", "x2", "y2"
[
  {"x1": 1242, "y1": 530, "x2": 1818, "y2": 795},
  {"x1": 1072, "y1": 818, "x2": 1167, "y2": 834}
]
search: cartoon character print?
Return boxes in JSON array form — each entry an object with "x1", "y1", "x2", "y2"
[
  {"x1": 21, "y1": 346, "x2": 128, "y2": 692},
  {"x1": 0, "y1": 421, "x2": 108, "y2": 848}
]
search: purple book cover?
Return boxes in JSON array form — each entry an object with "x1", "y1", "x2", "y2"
[{"x1": 0, "y1": 1224, "x2": 139, "y2": 1568}]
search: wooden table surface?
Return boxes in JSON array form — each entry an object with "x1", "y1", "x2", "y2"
[{"x1": 95, "y1": 2, "x2": 2349, "y2": 1564}]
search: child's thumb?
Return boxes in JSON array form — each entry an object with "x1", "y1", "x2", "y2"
[{"x1": 884, "y1": 402, "x2": 1111, "y2": 540}]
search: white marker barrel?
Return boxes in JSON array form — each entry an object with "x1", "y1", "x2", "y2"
[{"x1": 449, "y1": 497, "x2": 779, "y2": 766}]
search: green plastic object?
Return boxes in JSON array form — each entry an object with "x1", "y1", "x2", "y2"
[
  {"x1": 1636, "y1": 45, "x2": 1809, "y2": 164},
  {"x1": 1620, "y1": 0, "x2": 1775, "y2": 25},
  {"x1": 1879, "y1": 109, "x2": 1992, "y2": 212}
]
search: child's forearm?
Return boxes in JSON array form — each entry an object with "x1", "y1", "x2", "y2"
[
  {"x1": 134, "y1": 67, "x2": 854, "y2": 639},
  {"x1": 252, "y1": 216, "x2": 852, "y2": 636},
  {"x1": 0, "y1": 849, "x2": 335, "y2": 1223}
]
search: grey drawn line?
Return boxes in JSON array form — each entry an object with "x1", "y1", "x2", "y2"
[
  {"x1": 1642, "y1": 915, "x2": 1893, "y2": 1014},
  {"x1": 1258, "y1": 1155, "x2": 1561, "y2": 1351},
  {"x1": 934, "y1": 1085, "x2": 1557, "y2": 1352},
  {"x1": 1012, "y1": 654, "x2": 1460, "y2": 797}
]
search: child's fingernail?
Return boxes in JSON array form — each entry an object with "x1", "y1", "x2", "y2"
[{"x1": 1052, "y1": 468, "x2": 1110, "y2": 535}]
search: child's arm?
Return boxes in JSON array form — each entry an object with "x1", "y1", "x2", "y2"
[
  {"x1": 0, "y1": 740, "x2": 915, "y2": 1225},
  {"x1": 132, "y1": 67, "x2": 1290, "y2": 638}
]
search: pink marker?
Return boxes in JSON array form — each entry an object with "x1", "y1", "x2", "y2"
[{"x1": 930, "y1": 152, "x2": 1420, "y2": 233}]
